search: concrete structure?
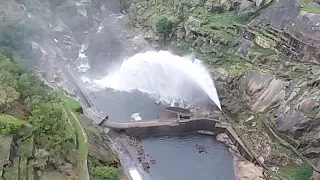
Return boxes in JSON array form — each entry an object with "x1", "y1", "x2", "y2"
[
  {"x1": 65, "y1": 69, "x2": 260, "y2": 169},
  {"x1": 85, "y1": 106, "x2": 257, "y2": 164}
]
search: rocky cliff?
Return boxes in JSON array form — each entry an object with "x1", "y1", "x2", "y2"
[{"x1": 125, "y1": 0, "x2": 320, "y2": 179}]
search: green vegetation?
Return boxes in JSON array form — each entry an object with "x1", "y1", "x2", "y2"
[
  {"x1": 0, "y1": 50, "x2": 119, "y2": 179},
  {"x1": 0, "y1": 114, "x2": 30, "y2": 134},
  {"x1": 278, "y1": 163, "x2": 313, "y2": 180},
  {"x1": 88, "y1": 156, "x2": 120, "y2": 180},
  {"x1": 129, "y1": 0, "x2": 250, "y2": 73},
  {"x1": 0, "y1": 50, "x2": 77, "y2": 176},
  {"x1": 303, "y1": 7, "x2": 320, "y2": 13},
  {"x1": 156, "y1": 17, "x2": 173, "y2": 42},
  {"x1": 61, "y1": 95, "x2": 81, "y2": 112},
  {"x1": 0, "y1": 23, "x2": 34, "y2": 59},
  {"x1": 308, "y1": 107, "x2": 320, "y2": 118},
  {"x1": 91, "y1": 166, "x2": 120, "y2": 180},
  {"x1": 299, "y1": 0, "x2": 320, "y2": 13},
  {"x1": 61, "y1": 96, "x2": 90, "y2": 179},
  {"x1": 3, "y1": 157, "x2": 20, "y2": 180}
]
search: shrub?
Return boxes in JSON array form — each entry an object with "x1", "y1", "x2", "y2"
[
  {"x1": 91, "y1": 166, "x2": 120, "y2": 180},
  {"x1": 155, "y1": 17, "x2": 173, "y2": 40}
]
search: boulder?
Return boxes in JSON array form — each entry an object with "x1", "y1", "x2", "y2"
[
  {"x1": 184, "y1": 16, "x2": 201, "y2": 39},
  {"x1": 220, "y1": 0, "x2": 232, "y2": 11},
  {"x1": 233, "y1": 154, "x2": 264, "y2": 180},
  {"x1": 275, "y1": 110, "x2": 312, "y2": 138},
  {"x1": 298, "y1": 100, "x2": 319, "y2": 113}
]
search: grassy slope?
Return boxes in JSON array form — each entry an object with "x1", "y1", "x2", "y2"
[{"x1": 60, "y1": 95, "x2": 89, "y2": 180}]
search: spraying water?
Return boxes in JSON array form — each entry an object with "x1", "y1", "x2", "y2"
[{"x1": 92, "y1": 51, "x2": 221, "y2": 109}]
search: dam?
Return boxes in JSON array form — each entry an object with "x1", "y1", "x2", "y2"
[
  {"x1": 64, "y1": 48, "x2": 261, "y2": 180},
  {"x1": 84, "y1": 105, "x2": 258, "y2": 164}
]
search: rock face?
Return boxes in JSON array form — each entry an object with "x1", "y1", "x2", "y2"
[
  {"x1": 233, "y1": 157, "x2": 264, "y2": 180},
  {"x1": 249, "y1": 0, "x2": 320, "y2": 64},
  {"x1": 125, "y1": 0, "x2": 320, "y2": 177},
  {"x1": 243, "y1": 71, "x2": 286, "y2": 113}
]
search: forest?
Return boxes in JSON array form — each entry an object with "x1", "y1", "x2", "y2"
[{"x1": 0, "y1": 47, "x2": 119, "y2": 179}]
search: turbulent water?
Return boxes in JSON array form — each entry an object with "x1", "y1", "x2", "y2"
[{"x1": 92, "y1": 51, "x2": 221, "y2": 109}]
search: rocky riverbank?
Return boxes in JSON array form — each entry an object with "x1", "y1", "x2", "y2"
[{"x1": 216, "y1": 133, "x2": 264, "y2": 180}]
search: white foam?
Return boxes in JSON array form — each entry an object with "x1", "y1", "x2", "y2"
[
  {"x1": 77, "y1": 44, "x2": 90, "y2": 73},
  {"x1": 78, "y1": 44, "x2": 88, "y2": 59},
  {"x1": 131, "y1": 113, "x2": 142, "y2": 121},
  {"x1": 129, "y1": 168, "x2": 143, "y2": 180},
  {"x1": 92, "y1": 51, "x2": 221, "y2": 109}
]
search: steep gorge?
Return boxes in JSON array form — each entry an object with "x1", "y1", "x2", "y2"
[{"x1": 1, "y1": 0, "x2": 320, "y2": 179}]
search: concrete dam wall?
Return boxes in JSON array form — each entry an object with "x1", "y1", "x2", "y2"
[
  {"x1": 116, "y1": 118, "x2": 224, "y2": 137},
  {"x1": 112, "y1": 119, "x2": 255, "y2": 163},
  {"x1": 84, "y1": 107, "x2": 256, "y2": 164}
]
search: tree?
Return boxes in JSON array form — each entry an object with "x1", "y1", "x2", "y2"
[
  {"x1": 0, "y1": 86, "x2": 20, "y2": 108},
  {"x1": 155, "y1": 17, "x2": 173, "y2": 46},
  {"x1": 0, "y1": 69, "x2": 18, "y2": 88},
  {"x1": 17, "y1": 73, "x2": 48, "y2": 100}
]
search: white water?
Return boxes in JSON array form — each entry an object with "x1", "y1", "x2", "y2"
[
  {"x1": 77, "y1": 44, "x2": 90, "y2": 73},
  {"x1": 92, "y1": 51, "x2": 221, "y2": 109},
  {"x1": 131, "y1": 113, "x2": 142, "y2": 121},
  {"x1": 129, "y1": 169, "x2": 143, "y2": 180}
]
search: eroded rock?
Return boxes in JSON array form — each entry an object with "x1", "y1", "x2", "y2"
[
  {"x1": 275, "y1": 110, "x2": 311, "y2": 138},
  {"x1": 233, "y1": 157, "x2": 264, "y2": 180},
  {"x1": 184, "y1": 16, "x2": 201, "y2": 38},
  {"x1": 244, "y1": 71, "x2": 286, "y2": 113}
]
